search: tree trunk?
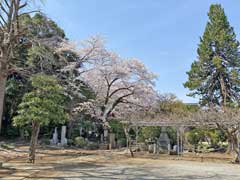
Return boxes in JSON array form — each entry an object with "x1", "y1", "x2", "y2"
[
  {"x1": 216, "y1": 124, "x2": 237, "y2": 154},
  {"x1": 123, "y1": 126, "x2": 134, "y2": 157},
  {"x1": 226, "y1": 130, "x2": 238, "y2": 154},
  {"x1": 28, "y1": 121, "x2": 40, "y2": 163},
  {"x1": 234, "y1": 149, "x2": 240, "y2": 163},
  {"x1": 0, "y1": 76, "x2": 7, "y2": 134},
  {"x1": 129, "y1": 142, "x2": 134, "y2": 158},
  {"x1": 227, "y1": 136, "x2": 235, "y2": 154},
  {"x1": 234, "y1": 132, "x2": 240, "y2": 163},
  {"x1": 102, "y1": 120, "x2": 110, "y2": 143}
]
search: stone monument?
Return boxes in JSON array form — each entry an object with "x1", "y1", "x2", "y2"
[
  {"x1": 79, "y1": 127, "x2": 83, "y2": 136},
  {"x1": 60, "y1": 126, "x2": 68, "y2": 146},
  {"x1": 153, "y1": 143, "x2": 157, "y2": 154},
  {"x1": 50, "y1": 127, "x2": 58, "y2": 145},
  {"x1": 109, "y1": 133, "x2": 116, "y2": 149},
  {"x1": 158, "y1": 127, "x2": 170, "y2": 153},
  {"x1": 100, "y1": 134, "x2": 104, "y2": 142},
  {"x1": 173, "y1": 145, "x2": 178, "y2": 152}
]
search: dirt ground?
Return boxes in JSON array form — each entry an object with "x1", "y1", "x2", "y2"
[{"x1": 1, "y1": 145, "x2": 240, "y2": 180}]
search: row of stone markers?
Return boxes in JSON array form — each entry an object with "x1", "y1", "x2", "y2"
[
  {"x1": 50, "y1": 126, "x2": 68, "y2": 147},
  {"x1": 147, "y1": 127, "x2": 183, "y2": 155},
  {"x1": 49, "y1": 125, "x2": 116, "y2": 149}
]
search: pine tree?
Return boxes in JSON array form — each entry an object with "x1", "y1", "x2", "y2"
[
  {"x1": 184, "y1": 4, "x2": 240, "y2": 107},
  {"x1": 13, "y1": 74, "x2": 68, "y2": 163}
]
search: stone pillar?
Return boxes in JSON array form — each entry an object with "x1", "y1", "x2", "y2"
[
  {"x1": 153, "y1": 143, "x2": 157, "y2": 154},
  {"x1": 177, "y1": 128, "x2": 180, "y2": 156},
  {"x1": 79, "y1": 127, "x2": 83, "y2": 136},
  {"x1": 50, "y1": 127, "x2": 58, "y2": 145},
  {"x1": 109, "y1": 133, "x2": 116, "y2": 150},
  {"x1": 104, "y1": 128, "x2": 108, "y2": 138},
  {"x1": 168, "y1": 144, "x2": 171, "y2": 154},
  {"x1": 173, "y1": 145, "x2": 178, "y2": 154},
  {"x1": 103, "y1": 127, "x2": 108, "y2": 143},
  {"x1": 60, "y1": 126, "x2": 68, "y2": 146},
  {"x1": 179, "y1": 127, "x2": 185, "y2": 155},
  {"x1": 100, "y1": 134, "x2": 104, "y2": 143}
]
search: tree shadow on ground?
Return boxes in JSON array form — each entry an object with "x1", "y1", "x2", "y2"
[{"x1": 5, "y1": 162, "x2": 221, "y2": 180}]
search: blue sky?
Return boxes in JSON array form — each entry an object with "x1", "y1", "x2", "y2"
[{"x1": 40, "y1": 0, "x2": 240, "y2": 103}]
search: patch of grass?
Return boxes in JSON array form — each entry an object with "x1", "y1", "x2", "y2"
[{"x1": 1, "y1": 143, "x2": 15, "y2": 150}]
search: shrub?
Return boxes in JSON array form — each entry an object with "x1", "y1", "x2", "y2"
[
  {"x1": 1, "y1": 143, "x2": 15, "y2": 150},
  {"x1": 74, "y1": 137, "x2": 87, "y2": 148},
  {"x1": 109, "y1": 120, "x2": 126, "y2": 139},
  {"x1": 186, "y1": 129, "x2": 205, "y2": 148},
  {"x1": 2, "y1": 125, "x2": 19, "y2": 138},
  {"x1": 117, "y1": 138, "x2": 127, "y2": 147},
  {"x1": 40, "y1": 138, "x2": 50, "y2": 145},
  {"x1": 68, "y1": 139, "x2": 74, "y2": 146},
  {"x1": 139, "y1": 127, "x2": 161, "y2": 142},
  {"x1": 166, "y1": 127, "x2": 177, "y2": 145}
]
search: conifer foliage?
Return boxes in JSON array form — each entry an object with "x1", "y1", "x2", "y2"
[{"x1": 184, "y1": 4, "x2": 240, "y2": 106}]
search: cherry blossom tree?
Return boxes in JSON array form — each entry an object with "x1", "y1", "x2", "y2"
[
  {"x1": 74, "y1": 37, "x2": 158, "y2": 128},
  {"x1": 55, "y1": 36, "x2": 111, "y2": 136}
]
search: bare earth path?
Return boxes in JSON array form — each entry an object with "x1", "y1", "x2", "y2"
[{"x1": 1, "y1": 149, "x2": 240, "y2": 180}]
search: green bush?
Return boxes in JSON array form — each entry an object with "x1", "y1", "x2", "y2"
[
  {"x1": 186, "y1": 128, "x2": 226, "y2": 151},
  {"x1": 109, "y1": 120, "x2": 126, "y2": 139},
  {"x1": 117, "y1": 138, "x2": 127, "y2": 147},
  {"x1": 166, "y1": 127, "x2": 177, "y2": 145},
  {"x1": 199, "y1": 142, "x2": 211, "y2": 151},
  {"x1": 207, "y1": 130, "x2": 219, "y2": 147},
  {"x1": 186, "y1": 128, "x2": 205, "y2": 148},
  {"x1": 206, "y1": 129, "x2": 225, "y2": 147},
  {"x1": 40, "y1": 138, "x2": 50, "y2": 145},
  {"x1": 2, "y1": 125, "x2": 19, "y2": 138},
  {"x1": 1, "y1": 143, "x2": 15, "y2": 150},
  {"x1": 74, "y1": 137, "x2": 87, "y2": 148},
  {"x1": 139, "y1": 127, "x2": 161, "y2": 142},
  {"x1": 68, "y1": 139, "x2": 74, "y2": 146}
]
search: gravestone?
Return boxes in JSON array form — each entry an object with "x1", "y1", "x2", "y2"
[
  {"x1": 103, "y1": 127, "x2": 108, "y2": 143},
  {"x1": 100, "y1": 134, "x2": 104, "y2": 142},
  {"x1": 173, "y1": 145, "x2": 177, "y2": 151},
  {"x1": 79, "y1": 127, "x2": 83, "y2": 136},
  {"x1": 104, "y1": 128, "x2": 108, "y2": 138},
  {"x1": 153, "y1": 143, "x2": 157, "y2": 154},
  {"x1": 109, "y1": 133, "x2": 116, "y2": 150},
  {"x1": 148, "y1": 144, "x2": 154, "y2": 153},
  {"x1": 159, "y1": 127, "x2": 170, "y2": 153},
  {"x1": 50, "y1": 127, "x2": 58, "y2": 145},
  {"x1": 60, "y1": 126, "x2": 68, "y2": 146}
]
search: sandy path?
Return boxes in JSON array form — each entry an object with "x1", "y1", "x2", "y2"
[{"x1": 2, "y1": 152, "x2": 240, "y2": 180}]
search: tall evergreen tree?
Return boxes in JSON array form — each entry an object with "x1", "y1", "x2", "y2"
[
  {"x1": 2, "y1": 13, "x2": 67, "y2": 135},
  {"x1": 184, "y1": 4, "x2": 240, "y2": 158},
  {"x1": 13, "y1": 74, "x2": 68, "y2": 163},
  {"x1": 184, "y1": 4, "x2": 240, "y2": 107}
]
